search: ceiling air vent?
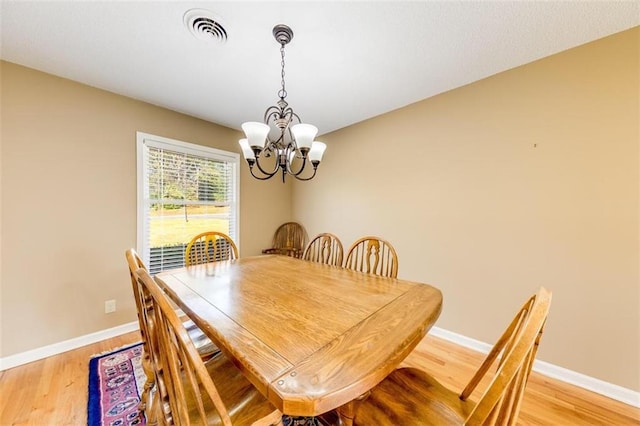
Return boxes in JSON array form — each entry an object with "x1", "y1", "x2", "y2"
[{"x1": 184, "y1": 9, "x2": 227, "y2": 43}]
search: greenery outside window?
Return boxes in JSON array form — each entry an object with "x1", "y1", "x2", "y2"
[{"x1": 136, "y1": 132, "x2": 239, "y2": 274}]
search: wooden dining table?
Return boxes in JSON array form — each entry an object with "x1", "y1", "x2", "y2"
[{"x1": 155, "y1": 255, "x2": 442, "y2": 423}]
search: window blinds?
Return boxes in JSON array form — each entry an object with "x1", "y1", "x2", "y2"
[{"x1": 137, "y1": 133, "x2": 239, "y2": 274}]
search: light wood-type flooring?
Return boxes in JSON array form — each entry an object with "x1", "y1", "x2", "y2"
[{"x1": 0, "y1": 331, "x2": 638, "y2": 425}]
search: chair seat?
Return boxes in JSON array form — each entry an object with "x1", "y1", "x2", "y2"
[
  {"x1": 187, "y1": 354, "x2": 281, "y2": 425},
  {"x1": 353, "y1": 368, "x2": 476, "y2": 426},
  {"x1": 183, "y1": 318, "x2": 221, "y2": 361},
  {"x1": 262, "y1": 247, "x2": 303, "y2": 258}
]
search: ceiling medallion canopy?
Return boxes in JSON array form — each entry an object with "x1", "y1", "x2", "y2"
[{"x1": 239, "y1": 24, "x2": 326, "y2": 182}]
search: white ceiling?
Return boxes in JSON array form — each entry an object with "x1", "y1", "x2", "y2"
[{"x1": 1, "y1": 1, "x2": 638, "y2": 135}]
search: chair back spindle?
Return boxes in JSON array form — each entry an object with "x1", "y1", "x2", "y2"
[
  {"x1": 185, "y1": 231, "x2": 239, "y2": 266},
  {"x1": 303, "y1": 233, "x2": 344, "y2": 266},
  {"x1": 344, "y1": 236, "x2": 398, "y2": 278}
]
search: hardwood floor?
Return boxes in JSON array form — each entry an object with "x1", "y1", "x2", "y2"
[
  {"x1": 0, "y1": 331, "x2": 638, "y2": 425},
  {"x1": 0, "y1": 332, "x2": 140, "y2": 425}
]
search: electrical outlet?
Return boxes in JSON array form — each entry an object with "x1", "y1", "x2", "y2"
[{"x1": 105, "y1": 299, "x2": 116, "y2": 314}]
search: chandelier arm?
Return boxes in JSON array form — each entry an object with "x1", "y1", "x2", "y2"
[
  {"x1": 289, "y1": 111, "x2": 302, "y2": 124},
  {"x1": 283, "y1": 109, "x2": 301, "y2": 150},
  {"x1": 287, "y1": 154, "x2": 308, "y2": 176},
  {"x1": 254, "y1": 153, "x2": 281, "y2": 176},
  {"x1": 281, "y1": 108, "x2": 295, "y2": 128},
  {"x1": 290, "y1": 163, "x2": 318, "y2": 181},
  {"x1": 277, "y1": 134, "x2": 288, "y2": 147},
  {"x1": 274, "y1": 108, "x2": 294, "y2": 138},
  {"x1": 248, "y1": 164, "x2": 278, "y2": 180},
  {"x1": 264, "y1": 106, "x2": 282, "y2": 124},
  {"x1": 265, "y1": 107, "x2": 292, "y2": 147},
  {"x1": 281, "y1": 108, "x2": 296, "y2": 122}
]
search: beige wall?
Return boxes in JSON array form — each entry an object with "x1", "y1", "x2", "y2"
[
  {"x1": 0, "y1": 61, "x2": 292, "y2": 357},
  {"x1": 2, "y1": 26, "x2": 638, "y2": 392},
  {"x1": 293, "y1": 27, "x2": 639, "y2": 391}
]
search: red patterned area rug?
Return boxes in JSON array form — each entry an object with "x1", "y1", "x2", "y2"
[
  {"x1": 87, "y1": 343, "x2": 146, "y2": 426},
  {"x1": 88, "y1": 342, "x2": 322, "y2": 425}
]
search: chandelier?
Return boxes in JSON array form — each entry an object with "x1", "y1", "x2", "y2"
[{"x1": 238, "y1": 24, "x2": 326, "y2": 182}]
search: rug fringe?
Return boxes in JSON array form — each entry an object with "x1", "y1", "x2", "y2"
[{"x1": 89, "y1": 341, "x2": 143, "y2": 359}]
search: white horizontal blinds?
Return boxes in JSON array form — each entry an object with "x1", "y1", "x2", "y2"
[{"x1": 138, "y1": 133, "x2": 239, "y2": 274}]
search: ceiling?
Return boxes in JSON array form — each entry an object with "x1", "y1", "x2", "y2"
[{"x1": 1, "y1": 1, "x2": 638, "y2": 135}]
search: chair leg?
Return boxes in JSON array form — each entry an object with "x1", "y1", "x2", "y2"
[
  {"x1": 144, "y1": 387, "x2": 162, "y2": 426},
  {"x1": 138, "y1": 351, "x2": 155, "y2": 413}
]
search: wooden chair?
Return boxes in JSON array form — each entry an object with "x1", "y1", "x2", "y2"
[
  {"x1": 262, "y1": 222, "x2": 308, "y2": 258},
  {"x1": 125, "y1": 249, "x2": 219, "y2": 416},
  {"x1": 350, "y1": 287, "x2": 552, "y2": 426},
  {"x1": 185, "y1": 231, "x2": 239, "y2": 266},
  {"x1": 134, "y1": 267, "x2": 283, "y2": 426},
  {"x1": 344, "y1": 236, "x2": 399, "y2": 278},
  {"x1": 302, "y1": 233, "x2": 344, "y2": 266}
]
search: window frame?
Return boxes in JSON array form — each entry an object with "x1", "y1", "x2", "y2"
[{"x1": 136, "y1": 131, "x2": 240, "y2": 270}]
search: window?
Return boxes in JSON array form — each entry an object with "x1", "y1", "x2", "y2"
[{"x1": 137, "y1": 132, "x2": 239, "y2": 274}]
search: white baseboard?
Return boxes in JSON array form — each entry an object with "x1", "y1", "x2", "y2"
[
  {"x1": 429, "y1": 326, "x2": 640, "y2": 408},
  {"x1": 0, "y1": 321, "x2": 139, "y2": 371}
]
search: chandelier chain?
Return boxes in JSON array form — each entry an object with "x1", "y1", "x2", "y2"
[{"x1": 278, "y1": 44, "x2": 287, "y2": 100}]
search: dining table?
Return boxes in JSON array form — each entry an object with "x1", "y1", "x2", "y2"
[{"x1": 155, "y1": 254, "x2": 443, "y2": 424}]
